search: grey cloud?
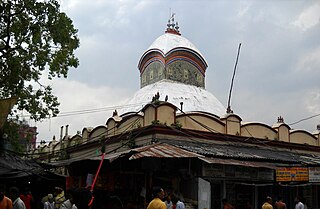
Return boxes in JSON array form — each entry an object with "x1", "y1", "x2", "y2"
[{"x1": 35, "y1": 0, "x2": 320, "y2": 141}]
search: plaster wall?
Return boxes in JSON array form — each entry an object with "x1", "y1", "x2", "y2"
[
  {"x1": 177, "y1": 115, "x2": 224, "y2": 133},
  {"x1": 117, "y1": 116, "x2": 143, "y2": 133},
  {"x1": 277, "y1": 125, "x2": 290, "y2": 142},
  {"x1": 224, "y1": 115, "x2": 241, "y2": 135},
  {"x1": 241, "y1": 124, "x2": 277, "y2": 140},
  {"x1": 107, "y1": 120, "x2": 116, "y2": 136},
  {"x1": 157, "y1": 105, "x2": 175, "y2": 125},
  {"x1": 290, "y1": 131, "x2": 317, "y2": 146},
  {"x1": 90, "y1": 126, "x2": 107, "y2": 141},
  {"x1": 143, "y1": 106, "x2": 156, "y2": 125}
]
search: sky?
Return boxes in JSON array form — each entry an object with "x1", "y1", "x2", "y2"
[{"x1": 29, "y1": 0, "x2": 320, "y2": 143}]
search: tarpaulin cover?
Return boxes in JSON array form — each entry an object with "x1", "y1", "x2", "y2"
[{"x1": 0, "y1": 151, "x2": 44, "y2": 179}]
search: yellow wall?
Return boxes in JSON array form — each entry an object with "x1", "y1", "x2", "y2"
[
  {"x1": 107, "y1": 120, "x2": 116, "y2": 136},
  {"x1": 90, "y1": 126, "x2": 107, "y2": 141},
  {"x1": 157, "y1": 105, "x2": 175, "y2": 125},
  {"x1": 36, "y1": 102, "x2": 320, "y2": 158},
  {"x1": 290, "y1": 131, "x2": 317, "y2": 146},
  {"x1": 277, "y1": 125, "x2": 290, "y2": 142},
  {"x1": 241, "y1": 124, "x2": 277, "y2": 140},
  {"x1": 70, "y1": 135, "x2": 83, "y2": 146},
  {"x1": 223, "y1": 115, "x2": 241, "y2": 135},
  {"x1": 143, "y1": 106, "x2": 156, "y2": 125},
  {"x1": 82, "y1": 129, "x2": 91, "y2": 141},
  {"x1": 176, "y1": 115, "x2": 224, "y2": 133},
  {"x1": 117, "y1": 116, "x2": 143, "y2": 133}
]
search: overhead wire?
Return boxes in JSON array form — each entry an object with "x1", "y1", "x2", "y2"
[
  {"x1": 174, "y1": 105, "x2": 301, "y2": 149},
  {"x1": 11, "y1": 96, "x2": 319, "y2": 164},
  {"x1": 8, "y1": 102, "x2": 145, "y2": 119},
  {"x1": 288, "y1": 113, "x2": 320, "y2": 126},
  {"x1": 16, "y1": 112, "x2": 144, "y2": 158},
  {"x1": 174, "y1": 105, "x2": 269, "y2": 147}
]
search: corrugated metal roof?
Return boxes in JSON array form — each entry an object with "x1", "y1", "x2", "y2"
[
  {"x1": 199, "y1": 157, "x2": 277, "y2": 169},
  {"x1": 50, "y1": 140, "x2": 320, "y2": 167},
  {"x1": 165, "y1": 140, "x2": 320, "y2": 165},
  {"x1": 129, "y1": 143, "x2": 203, "y2": 160}
]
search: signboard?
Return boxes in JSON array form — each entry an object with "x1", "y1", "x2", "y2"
[
  {"x1": 276, "y1": 167, "x2": 308, "y2": 182},
  {"x1": 203, "y1": 164, "x2": 274, "y2": 181},
  {"x1": 203, "y1": 164, "x2": 224, "y2": 177},
  {"x1": 309, "y1": 167, "x2": 320, "y2": 182}
]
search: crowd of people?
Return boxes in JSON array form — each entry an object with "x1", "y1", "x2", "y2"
[
  {"x1": 1, "y1": 185, "x2": 183, "y2": 209},
  {"x1": 262, "y1": 195, "x2": 308, "y2": 209},
  {"x1": 2, "y1": 184, "x2": 310, "y2": 209},
  {"x1": 0, "y1": 186, "x2": 92, "y2": 209},
  {"x1": 147, "y1": 186, "x2": 185, "y2": 209}
]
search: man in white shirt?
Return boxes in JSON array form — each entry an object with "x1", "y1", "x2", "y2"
[
  {"x1": 295, "y1": 196, "x2": 304, "y2": 209},
  {"x1": 9, "y1": 187, "x2": 26, "y2": 209},
  {"x1": 44, "y1": 194, "x2": 55, "y2": 209},
  {"x1": 176, "y1": 200, "x2": 185, "y2": 209},
  {"x1": 172, "y1": 194, "x2": 185, "y2": 209}
]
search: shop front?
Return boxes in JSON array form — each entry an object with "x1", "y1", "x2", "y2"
[
  {"x1": 201, "y1": 160, "x2": 275, "y2": 209},
  {"x1": 275, "y1": 166, "x2": 320, "y2": 209}
]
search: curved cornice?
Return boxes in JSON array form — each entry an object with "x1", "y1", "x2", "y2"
[
  {"x1": 242, "y1": 122, "x2": 277, "y2": 134},
  {"x1": 176, "y1": 111, "x2": 224, "y2": 126},
  {"x1": 290, "y1": 129, "x2": 317, "y2": 139},
  {"x1": 139, "y1": 49, "x2": 207, "y2": 75},
  {"x1": 138, "y1": 47, "x2": 207, "y2": 72}
]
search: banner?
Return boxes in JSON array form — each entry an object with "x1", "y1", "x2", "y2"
[
  {"x1": 309, "y1": 167, "x2": 320, "y2": 182},
  {"x1": 276, "y1": 167, "x2": 308, "y2": 182}
]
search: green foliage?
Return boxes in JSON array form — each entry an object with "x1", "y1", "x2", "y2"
[
  {"x1": 0, "y1": 0, "x2": 80, "y2": 121},
  {"x1": 126, "y1": 139, "x2": 136, "y2": 149},
  {"x1": 151, "y1": 120, "x2": 160, "y2": 125},
  {"x1": 171, "y1": 121, "x2": 182, "y2": 129}
]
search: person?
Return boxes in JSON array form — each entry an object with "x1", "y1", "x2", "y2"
[
  {"x1": 274, "y1": 197, "x2": 286, "y2": 209},
  {"x1": 9, "y1": 187, "x2": 26, "y2": 209},
  {"x1": 171, "y1": 194, "x2": 184, "y2": 209},
  {"x1": 164, "y1": 193, "x2": 172, "y2": 209},
  {"x1": 53, "y1": 188, "x2": 65, "y2": 209},
  {"x1": 0, "y1": 185, "x2": 13, "y2": 209},
  {"x1": 20, "y1": 189, "x2": 33, "y2": 209},
  {"x1": 43, "y1": 194, "x2": 54, "y2": 209},
  {"x1": 222, "y1": 199, "x2": 234, "y2": 209},
  {"x1": 295, "y1": 196, "x2": 304, "y2": 209},
  {"x1": 147, "y1": 186, "x2": 166, "y2": 209},
  {"x1": 72, "y1": 188, "x2": 92, "y2": 209},
  {"x1": 59, "y1": 189, "x2": 77, "y2": 209},
  {"x1": 302, "y1": 197, "x2": 307, "y2": 209},
  {"x1": 262, "y1": 196, "x2": 273, "y2": 209}
]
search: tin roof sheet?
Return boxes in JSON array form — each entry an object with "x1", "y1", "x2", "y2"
[
  {"x1": 165, "y1": 140, "x2": 320, "y2": 165},
  {"x1": 50, "y1": 140, "x2": 320, "y2": 167},
  {"x1": 199, "y1": 157, "x2": 278, "y2": 169},
  {"x1": 128, "y1": 143, "x2": 203, "y2": 160}
]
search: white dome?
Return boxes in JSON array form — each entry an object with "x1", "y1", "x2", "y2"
[
  {"x1": 120, "y1": 80, "x2": 226, "y2": 116},
  {"x1": 147, "y1": 33, "x2": 204, "y2": 58}
]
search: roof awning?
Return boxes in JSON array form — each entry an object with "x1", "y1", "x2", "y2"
[
  {"x1": 0, "y1": 151, "x2": 50, "y2": 179},
  {"x1": 50, "y1": 141, "x2": 320, "y2": 169},
  {"x1": 128, "y1": 143, "x2": 204, "y2": 160},
  {"x1": 199, "y1": 157, "x2": 278, "y2": 169},
  {"x1": 51, "y1": 143, "x2": 204, "y2": 166},
  {"x1": 50, "y1": 149, "x2": 134, "y2": 166}
]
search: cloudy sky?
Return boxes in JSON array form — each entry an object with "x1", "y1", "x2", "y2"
[{"x1": 30, "y1": 0, "x2": 320, "y2": 143}]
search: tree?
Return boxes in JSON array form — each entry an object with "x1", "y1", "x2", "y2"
[
  {"x1": 2, "y1": 119, "x2": 25, "y2": 153},
  {"x1": 0, "y1": 0, "x2": 80, "y2": 121}
]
